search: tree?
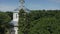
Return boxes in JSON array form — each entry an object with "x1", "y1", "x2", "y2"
[
  {"x1": 0, "y1": 12, "x2": 11, "y2": 34},
  {"x1": 6, "y1": 12, "x2": 13, "y2": 20},
  {"x1": 18, "y1": 9, "x2": 31, "y2": 34},
  {"x1": 28, "y1": 10, "x2": 60, "y2": 34},
  {"x1": 18, "y1": 10, "x2": 60, "y2": 34},
  {"x1": 29, "y1": 17, "x2": 60, "y2": 34}
]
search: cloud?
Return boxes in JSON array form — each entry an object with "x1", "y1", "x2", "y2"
[{"x1": 0, "y1": 5, "x2": 17, "y2": 11}]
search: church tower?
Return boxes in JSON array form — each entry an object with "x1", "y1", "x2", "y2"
[
  {"x1": 10, "y1": 12, "x2": 19, "y2": 34},
  {"x1": 10, "y1": 0, "x2": 25, "y2": 34},
  {"x1": 10, "y1": 0, "x2": 30, "y2": 34}
]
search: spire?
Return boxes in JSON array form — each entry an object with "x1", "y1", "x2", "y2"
[
  {"x1": 19, "y1": 0, "x2": 25, "y2": 9},
  {"x1": 20, "y1": 0, "x2": 25, "y2": 3}
]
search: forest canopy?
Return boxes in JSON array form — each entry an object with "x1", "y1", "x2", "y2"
[{"x1": 0, "y1": 10, "x2": 60, "y2": 34}]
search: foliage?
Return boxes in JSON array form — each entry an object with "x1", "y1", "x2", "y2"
[
  {"x1": 18, "y1": 10, "x2": 60, "y2": 34},
  {"x1": 1, "y1": 10, "x2": 58, "y2": 34},
  {"x1": 29, "y1": 17, "x2": 60, "y2": 34},
  {"x1": 18, "y1": 9, "x2": 31, "y2": 34},
  {"x1": 28, "y1": 10, "x2": 60, "y2": 34},
  {"x1": 6, "y1": 12, "x2": 13, "y2": 20},
  {"x1": 0, "y1": 12, "x2": 11, "y2": 34}
]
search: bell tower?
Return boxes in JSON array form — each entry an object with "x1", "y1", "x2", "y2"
[
  {"x1": 10, "y1": 12, "x2": 19, "y2": 34},
  {"x1": 13, "y1": 13, "x2": 19, "y2": 21},
  {"x1": 10, "y1": 0, "x2": 30, "y2": 34}
]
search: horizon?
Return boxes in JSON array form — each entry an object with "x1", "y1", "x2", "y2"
[{"x1": 0, "y1": 0, "x2": 60, "y2": 11}]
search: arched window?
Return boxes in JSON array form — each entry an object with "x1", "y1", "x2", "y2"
[{"x1": 16, "y1": 14, "x2": 17, "y2": 18}]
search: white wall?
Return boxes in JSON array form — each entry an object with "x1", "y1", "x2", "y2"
[
  {"x1": 13, "y1": 13, "x2": 19, "y2": 21},
  {"x1": 14, "y1": 27, "x2": 18, "y2": 34}
]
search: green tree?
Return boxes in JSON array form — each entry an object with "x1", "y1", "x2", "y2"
[
  {"x1": 6, "y1": 12, "x2": 13, "y2": 20},
  {"x1": 0, "y1": 12, "x2": 11, "y2": 34},
  {"x1": 29, "y1": 17, "x2": 60, "y2": 34},
  {"x1": 19, "y1": 9, "x2": 30, "y2": 34},
  {"x1": 18, "y1": 10, "x2": 60, "y2": 34},
  {"x1": 29, "y1": 10, "x2": 60, "y2": 34}
]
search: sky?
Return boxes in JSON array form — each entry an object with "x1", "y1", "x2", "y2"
[{"x1": 0, "y1": 0, "x2": 60, "y2": 11}]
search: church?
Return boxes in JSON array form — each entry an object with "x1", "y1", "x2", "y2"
[{"x1": 8, "y1": 0, "x2": 30, "y2": 34}]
